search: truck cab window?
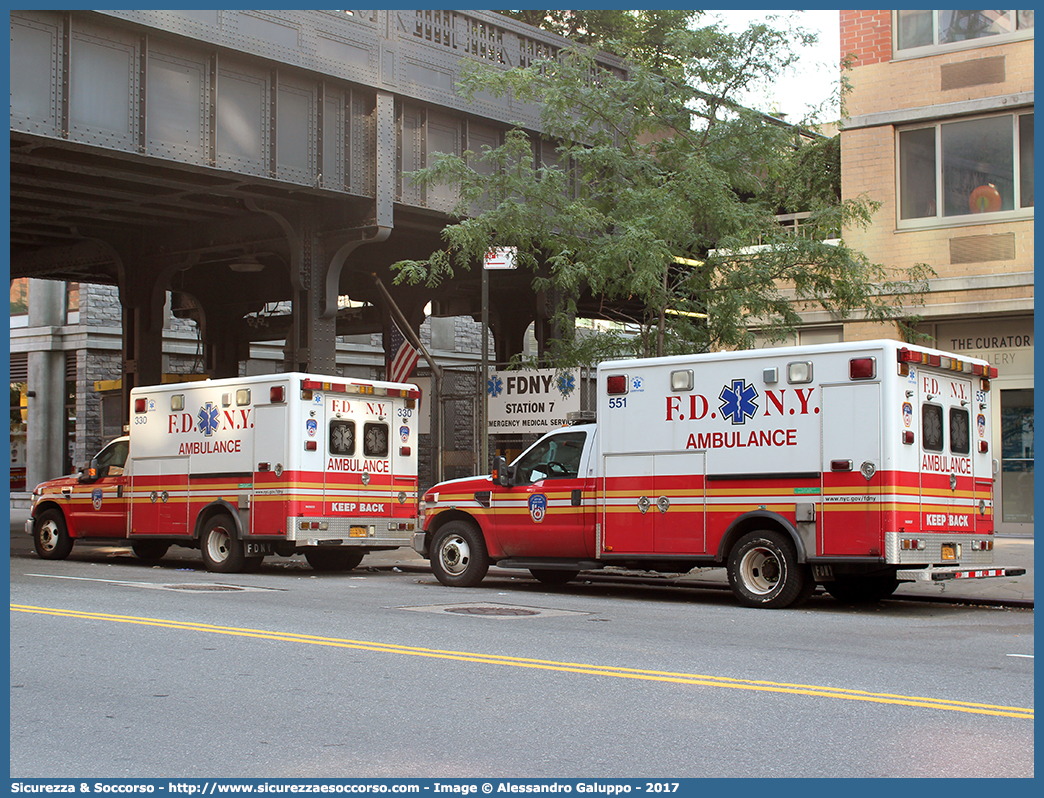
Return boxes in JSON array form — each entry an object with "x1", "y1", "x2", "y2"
[
  {"x1": 513, "y1": 431, "x2": 587, "y2": 484},
  {"x1": 95, "y1": 439, "x2": 129, "y2": 477}
]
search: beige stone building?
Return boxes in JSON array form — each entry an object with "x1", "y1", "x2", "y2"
[{"x1": 830, "y1": 10, "x2": 1033, "y2": 533}]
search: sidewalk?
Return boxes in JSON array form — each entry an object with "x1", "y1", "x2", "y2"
[{"x1": 10, "y1": 507, "x2": 1032, "y2": 606}]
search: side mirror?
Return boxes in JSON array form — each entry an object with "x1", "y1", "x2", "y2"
[
  {"x1": 492, "y1": 456, "x2": 511, "y2": 487},
  {"x1": 79, "y1": 458, "x2": 102, "y2": 483}
]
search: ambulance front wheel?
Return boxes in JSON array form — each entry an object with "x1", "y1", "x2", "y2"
[
  {"x1": 430, "y1": 521, "x2": 489, "y2": 587},
  {"x1": 727, "y1": 530, "x2": 814, "y2": 609},
  {"x1": 200, "y1": 515, "x2": 246, "y2": 573},
  {"x1": 33, "y1": 509, "x2": 73, "y2": 560}
]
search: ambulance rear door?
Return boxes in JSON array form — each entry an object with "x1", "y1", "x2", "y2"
[{"x1": 917, "y1": 369, "x2": 976, "y2": 537}]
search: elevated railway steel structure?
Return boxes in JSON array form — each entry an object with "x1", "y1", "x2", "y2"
[{"x1": 10, "y1": 9, "x2": 626, "y2": 417}]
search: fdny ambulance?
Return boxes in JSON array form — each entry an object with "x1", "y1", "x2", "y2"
[
  {"x1": 414, "y1": 340, "x2": 1024, "y2": 608},
  {"x1": 27, "y1": 373, "x2": 420, "y2": 573}
]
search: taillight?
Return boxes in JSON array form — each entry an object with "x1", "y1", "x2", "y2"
[
  {"x1": 903, "y1": 431, "x2": 915, "y2": 445},
  {"x1": 606, "y1": 375, "x2": 628, "y2": 395},
  {"x1": 134, "y1": 398, "x2": 147, "y2": 413},
  {"x1": 270, "y1": 385, "x2": 285, "y2": 403}
]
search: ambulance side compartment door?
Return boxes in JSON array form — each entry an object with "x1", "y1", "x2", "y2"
[{"x1": 821, "y1": 383, "x2": 882, "y2": 556}]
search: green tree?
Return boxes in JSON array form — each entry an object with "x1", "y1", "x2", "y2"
[
  {"x1": 495, "y1": 9, "x2": 699, "y2": 72},
  {"x1": 394, "y1": 20, "x2": 932, "y2": 365}
]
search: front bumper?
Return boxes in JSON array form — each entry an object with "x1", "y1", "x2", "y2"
[{"x1": 411, "y1": 531, "x2": 428, "y2": 557}]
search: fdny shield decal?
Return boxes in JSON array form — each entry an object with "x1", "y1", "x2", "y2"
[
  {"x1": 91, "y1": 488, "x2": 103, "y2": 510},
  {"x1": 528, "y1": 493, "x2": 547, "y2": 523},
  {"x1": 399, "y1": 425, "x2": 410, "y2": 443},
  {"x1": 306, "y1": 419, "x2": 318, "y2": 438}
]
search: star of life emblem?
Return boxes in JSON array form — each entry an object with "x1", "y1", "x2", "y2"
[
  {"x1": 719, "y1": 379, "x2": 758, "y2": 425},
  {"x1": 197, "y1": 402, "x2": 220, "y2": 436}
]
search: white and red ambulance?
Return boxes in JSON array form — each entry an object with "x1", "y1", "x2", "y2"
[
  {"x1": 414, "y1": 340, "x2": 1024, "y2": 607},
  {"x1": 27, "y1": 372, "x2": 420, "y2": 573}
]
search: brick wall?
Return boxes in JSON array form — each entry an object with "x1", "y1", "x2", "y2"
[{"x1": 840, "y1": 10, "x2": 891, "y2": 68}]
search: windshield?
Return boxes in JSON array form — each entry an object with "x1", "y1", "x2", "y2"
[{"x1": 512, "y1": 430, "x2": 587, "y2": 484}]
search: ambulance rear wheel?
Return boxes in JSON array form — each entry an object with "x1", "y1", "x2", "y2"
[
  {"x1": 826, "y1": 575, "x2": 900, "y2": 604},
  {"x1": 304, "y1": 549, "x2": 364, "y2": 572},
  {"x1": 131, "y1": 540, "x2": 169, "y2": 562},
  {"x1": 430, "y1": 522, "x2": 489, "y2": 587},
  {"x1": 530, "y1": 569, "x2": 580, "y2": 586},
  {"x1": 200, "y1": 515, "x2": 245, "y2": 573},
  {"x1": 727, "y1": 530, "x2": 813, "y2": 609},
  {"x1": 33, "y1": 509, "x2": 72, "y2": 560}
]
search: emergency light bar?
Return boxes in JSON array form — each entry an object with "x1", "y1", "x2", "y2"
[
  {"x1": 300, "y1": 379, "x2": 420, "y2": 400},
  {"x1": 898, "y1": 347, "x2": 997, "y2": 378}
]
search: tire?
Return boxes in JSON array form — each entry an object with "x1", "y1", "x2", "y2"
[
  {"x1": 826, "y1": 575, "x2": 900, "y2": 604},
  {"x1": 33, "y1": 509, "x2": 73, "y2": 560},
  {"x1": 199, "y1": 515, "x2": 246, "y2": 573},
  {"x1": 131, "y1": 540, "x2": 169, "y2": 563},
  {"x1": 530, "y1": 568, "x2": 580, "y2": 586},
  {"x1": 430, "y1": 521, "x2": 489, "y2": 587},
  {"x1": 727, "y1": 530, "x2": 814, "y2": 609},
  {"x1": 304, "y1": 548, "x2": 364, "y2": 572}
]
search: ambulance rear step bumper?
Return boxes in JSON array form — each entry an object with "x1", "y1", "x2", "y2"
[{"x1": 896, "y1": 566, "x2": 1026, "y2": 582}]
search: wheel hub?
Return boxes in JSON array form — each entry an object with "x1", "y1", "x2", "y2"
[
  {"x1": 39, "y1": 522, "x2": 59, "y2": 552},
  {"x1": 741, "y1": 546, "x2": 783, "y2": 595},
  {"x1": 440, "y1": 535, "x2": 470, "y2": 575}
]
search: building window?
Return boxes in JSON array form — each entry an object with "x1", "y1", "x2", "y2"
[
  {"x1": 10, "y1": 278, "x2": 28, "y2": 329},
  {"x1": 66, "y1": 282, "x2": 80, "y2": 325},
  {"x1": 896, "y1": 10, "x2": 1033, "y2": 53},
  {"x1": 1000, "y1": 388, "x2": 1033, "y2": 524},
  {"x1": 898, "y1": 112, "x2": 1033, "y2": 227}
]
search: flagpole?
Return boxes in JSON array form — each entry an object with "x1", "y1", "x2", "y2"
[
  {"x1": 481, "y1": 263, "x2": 489, "y2": 475},
  {"x1": 373, "y1": 275, "x2": 444, "y2": 483}
]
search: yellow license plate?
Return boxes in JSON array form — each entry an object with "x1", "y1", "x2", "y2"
[
  {"x1": 941, "y1": 543, "x2": 956, "y2": 560},
  {"x1": 349, "y1": 526, "x2": 368, "y2": 538}
]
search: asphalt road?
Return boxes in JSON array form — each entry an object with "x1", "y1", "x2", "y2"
[{"x1": 9, "y1": 535, "x2": 1035, "y2": 779}]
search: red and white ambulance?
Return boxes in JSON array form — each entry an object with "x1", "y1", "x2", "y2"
[
  {"x1": 27, "y1": 372, "x2": 420, "y2": 573},
  {"x1": 414, "y1": 340, "x2": 1024, "y2": 607}
]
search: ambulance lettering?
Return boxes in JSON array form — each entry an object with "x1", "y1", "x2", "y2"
[
  {"x1": 327, "y1": 458, "x2": 390, "y2": 472},
  {"x1": 167, "y1": 408, "x2": 252, "y2": 434},
  {"x1": 924, "y1": 513, "x2": 971, "y2": 528},
  {"x1": 330, "y1": 502, "x2": 386, "y2": 513},
  {"x1": 922, "y1": 454, "x2": 971, "y2": 474}
]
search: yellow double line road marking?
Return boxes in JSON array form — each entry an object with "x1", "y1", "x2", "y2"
[{"x1": 12, "y1": 603, "x2": 1033, "y2": 720}]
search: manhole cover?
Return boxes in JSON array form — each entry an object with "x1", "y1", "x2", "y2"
[
  {"x1": 165, "y1": 584, "x2": 244, "y2": 592},
  {"x1": 399, "y1": 602, "x2": 590, "y2": 619},
  {"x1": 444, "y1": 606, "x2": 539, "y2": 616}
]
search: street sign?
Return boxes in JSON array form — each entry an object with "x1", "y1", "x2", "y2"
[{"x1": 484, "y1": 247, "x2": 517, "y2": 270}]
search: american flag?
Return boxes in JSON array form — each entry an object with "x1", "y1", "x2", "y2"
[{"x1": 387, "y1": 318, "x2": 419, "y2": 384}]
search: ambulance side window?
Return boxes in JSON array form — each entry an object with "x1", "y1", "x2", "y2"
[
  {"x1": 95, "y1": 439, "x2": 129, "y2": 477},
  {"x1": 949, "y1": 408, "x2": 970, "y2": 455},
  {"x1": 922, "y1": 404, "x2": 944, "y2": 452},
  {"x1": 513, "y1": 431, "x2": 587, "y2": 484},
  {"x1": 363, "y1": 422, "x2": 389, "y2": 458},
  {"x1": 330, "y1": 421, "x2": 356, "y2": 456}
]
